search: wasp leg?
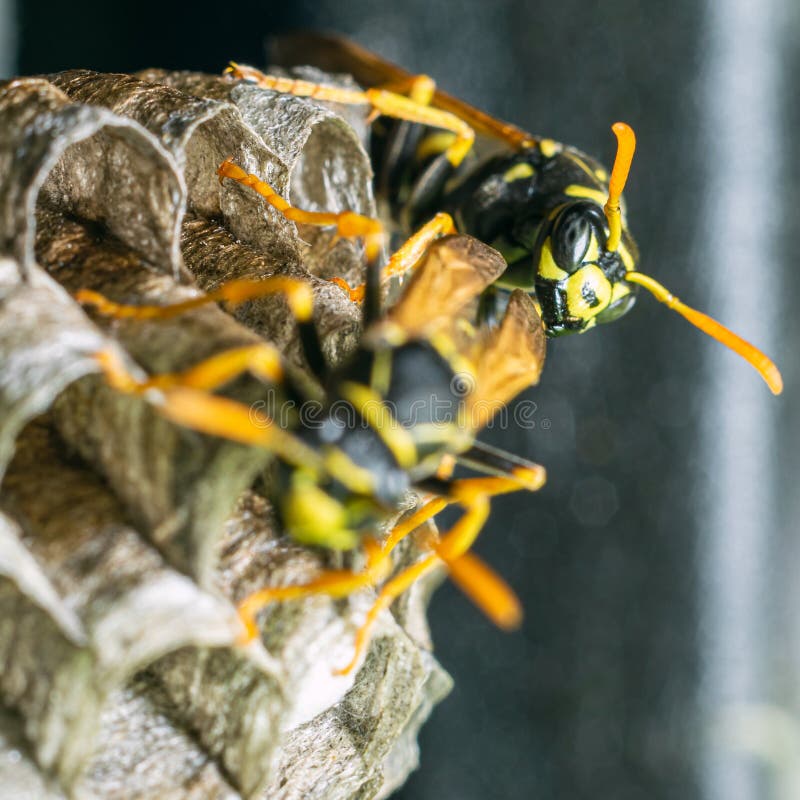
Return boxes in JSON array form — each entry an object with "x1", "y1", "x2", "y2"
[
  {"x1": 76, "y1": 275, "x2": 314, "y2": 322},
  {"x1": 92, "y1": 347, "x2": 324, "y2": 473},
  {"x1": 373, "y1": 74, "x2": 436, "y2": 106},
  {"x1": 235, "y1": 497, "x2": 447, "y2": 644},
  {"x1": 334, "y1": 464, "x2": 546, "y2": 675},
  {"x1": 334, "y1": 492, "x2": 505, "y2": 676},
  {"x1": 217, "y1": 158, "x2": 385, "y2": 263},
  {"x1": 333, "y1": 551, "x2": 441, "y2": 675},
  {"x1": 236, "y1": 446, "x2": 543, "y2": 674},
  {"x1": 268, "y1": 33, "x2": 537, "y2": 149},
  {"x1": 435, "y1": 453, "x2": 457, "y2": 480},
  {"x1": 455, "y1": 441, "x2": 548, "y2": 488},
  {"x1": 93, "y1": 343, "x2": 283, "y2": 393},
  {"x1": 236, "y1": 538, "x2": 394, "y2": 641},
  {"x1": 331, "y1": 212, "x2": 456, "y2": 303},
  {"x1": 226, "y1": 63, "x2": 473, "y2": 167}
]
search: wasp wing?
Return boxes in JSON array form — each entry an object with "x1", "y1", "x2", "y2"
[
  {"x1": 270, "y1": 31, "x2": 537, "y2": 150},
  {"x1": 465, "y1": 289, "x2": 547, "y2": 430},
  {"x1": 382, "y1": 235, "x2": 545, "y2": 429},
  {"x1": 384, "y1": 235, "x2": 507, "y2": 337}
]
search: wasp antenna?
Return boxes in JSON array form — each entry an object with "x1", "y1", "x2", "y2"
[
  {"x1": 625, "y1": 271, "x2": 783, "y2": 395},
  {"x1": 604, "y1": 122, "x2": 636, "y2": 252}
]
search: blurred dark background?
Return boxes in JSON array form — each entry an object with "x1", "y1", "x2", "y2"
[{"x1": 7, "y1": 1, "x2": 799, "y2": 798}]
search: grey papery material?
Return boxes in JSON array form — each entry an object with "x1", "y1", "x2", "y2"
[
  {"x1": 136, "y1": 67, "x2": 379, "y2": 285},
  {"x1": 0, "y1": 707, "x2": 67, "y2": 800},
  {"x1": 35, "y1": 209, "x2": 274, "y2": 583},
  {"x1": 47, "y1": 71, "x2": 299, "y2": 262},
  {"x1": 0, "y1": 257, "x2": 110, "y2": 480},
  {"x1": 262, "y1": 642, "x2": 451, "y2": 800},
  {"x1": 144, "y1": 646, "x2": 285, "y2": 799},
  {"x1": 231, "y1": 68, "x2": 379, "y2": 283},
  {"x1": 1, "y1": 422, "x2": 284, "y2": 797},
  {"x1": 132, "y1": 67, "x2": 372, "y2": 213},
  {"x1": 180, "y1": 214, "x2": 361, "y2": 370},
  {"x1": 0, "y1": 508, "x2": 98, "y2": 784},
  {"x1": 0, "y1": 65, "x2": 451, "y2": 800},
  {"x1": 216, "y1": 492, "x2": 453, "y2": 800},
  {"x1": 0, "y1": 78, "x2": 184, "y2": 277},
  {"x1": 74, "y1": 679, "x2": 241, "y2": 800}
]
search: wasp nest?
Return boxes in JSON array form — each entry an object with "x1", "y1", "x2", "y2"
[{"x1": 0, "y1": 65, "x2": 452, "y2": 799}]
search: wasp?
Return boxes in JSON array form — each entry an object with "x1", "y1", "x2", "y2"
[
  {"x1": 224, "y1": 32, "x2": 782, "y2": 395},
  {"x1": 80, "y1": 232, "x2": 548, "y2": 675}
]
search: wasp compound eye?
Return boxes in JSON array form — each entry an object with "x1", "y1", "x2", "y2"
[{"x1": 551, "y1": 206, "x2": 593, "y2": 272}]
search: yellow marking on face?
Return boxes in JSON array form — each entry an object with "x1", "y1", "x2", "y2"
[
  {"x1": 565, "y1": 265, "x2": 612, "y2": 319},
  {"x1": 609, "y1": 281, "x2": 632, "y2": 305},
  {"x1": 564, "y1": 184, "x2": 608, "y2": 206},
  {"x1": 340, "y1": 382, "x2": 418, "y2": 468},
  {"x1": 539, "y1": 138, "x2": 561, "y2": 158},
  {"x1": 416, "y1": 131, "x2": 457, "y2": 162},
  {"x1": 283, "y1": 479, "x2": 359, "y2": 550},
  {"x1": 595, "y1": 167, "x2": 609, "y2": 182},
  {"x1": 321, "y1": 448, "x2": 376, "y2": 495},
  {"x1": 503, "y1": 162, "x2": 535, "y2": 182},
  {"x1": 537, "y1": 238, "x2": 570, "y2": 281}
]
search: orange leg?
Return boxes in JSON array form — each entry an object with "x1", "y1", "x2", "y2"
[
  {"x1": 217, "y1": 158, "x2": 385, "y2": 262},
  {"x1": 333, "y1": 466, "x2": 546, "y2": 675},
  {"x1": 237, "y1": 538, "x2": 393, "y2": 641},
  {"x1": 333, "y1": 552, "x2": 440, "y2": 675},
  {"x1": 92, "y1": 351, "x2": 401, "y2": 493},
  {"x1": 233, "y1": 454, "x2": 545, "y2": 674},
  {"x1": 235, "y1": 497, "x2": 447, "y2": 644},
  {"x1": 226, "y1": 64, "x2": 473, "y2": 166},
  {"x1": 331, "y1": 212, "x2": 456, "y2": 302},
  {"x1": 370, "y1": 74, "x2": 437, "y2": 110},
  {"x1": 446, "y1": 468, "x2": 547, "y2": 499},
  {"x1": 91, "y1": 347, "x2": 324, "y2": 472},
  {"x1": 334, "y1": 494, "x2": 497, "y2": 676},
  {"x1": 435, "y1": 453, "x2": 457, "y2": 480},
  {"x1": 95, "y1": 343, "x2": 283, "y2": 393},
  {"x1": 76, "y1": 275, "x2": 314, "y2": 322}
]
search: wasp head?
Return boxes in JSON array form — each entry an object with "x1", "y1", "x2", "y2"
[{"x1": 533, "y1": 200, "x2": 638, "y2": 336}]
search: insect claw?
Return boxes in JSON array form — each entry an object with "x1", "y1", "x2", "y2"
[
  {"x1": 217, "y1": 156, "x2": 235, "y2": 184},
  {"x1": 330, "y1": 276, "x2": 364, "y2": 303}
]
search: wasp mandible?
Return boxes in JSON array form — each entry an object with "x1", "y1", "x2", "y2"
[{"x1": 225, "y1": 32, "x2": 782, "y2": 395}]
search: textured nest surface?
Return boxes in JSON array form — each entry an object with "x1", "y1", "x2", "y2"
[{"x1": 0, "y1": 64, "x2": 451, "y2": 799}]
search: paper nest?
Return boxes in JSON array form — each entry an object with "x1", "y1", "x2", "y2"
[{"x1": 0, "y1": 64, "x2": 451, "y2": 800}]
